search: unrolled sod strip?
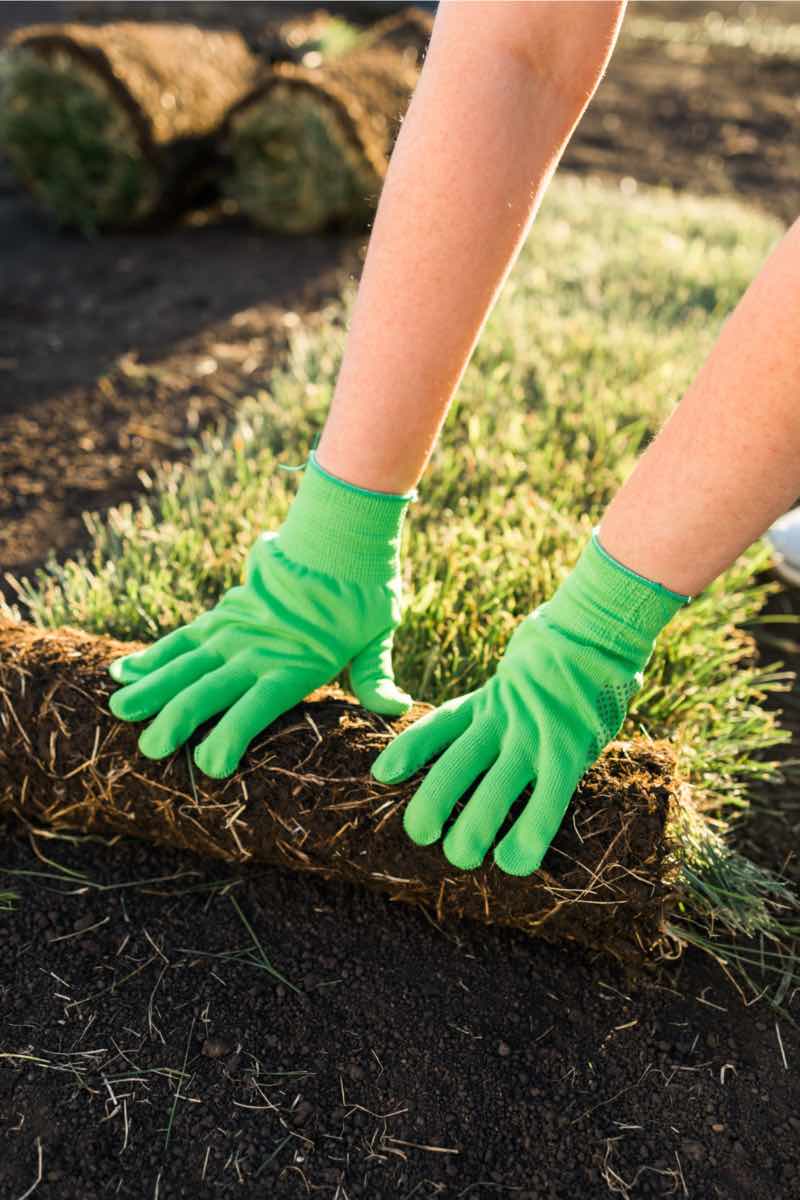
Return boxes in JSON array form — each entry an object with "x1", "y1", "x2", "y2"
[
  {"x1": 222, "y1": 14, "x2": 431, "y2": 234},
  {"x1": 0, "y1": 22, "x2": 261, "y2": 231},
  {"x1": 0, "y1": 619, "x2": 682, "y2": 963}
]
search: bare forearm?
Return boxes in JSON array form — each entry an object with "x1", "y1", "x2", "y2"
[
  {"x1": 317, "y1": 0, "x2": 625, "y2": 492},
  {"x1": 600, "y1": 217, "x2": 800, "y2": 596}
]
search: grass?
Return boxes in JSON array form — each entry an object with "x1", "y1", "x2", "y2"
[
  {"x1": 624, "y1": 9, "x2": 800, "y2": 59},
  {"x1": 5, "y1": 174, "x2": 798, "y2": 994},
  {"x1": 290, "y1": 16, "x2": 364, "y2": 63}
]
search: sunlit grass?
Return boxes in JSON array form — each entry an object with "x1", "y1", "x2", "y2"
[{"x1": 625, "y1": 10, "x2": 800, "y2": 59}]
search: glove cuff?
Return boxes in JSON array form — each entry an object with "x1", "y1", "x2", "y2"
[
  {"x1": 543, "y1": 531, "x2": 690, "y2": 663},
  {"x1": 276, "y1": 452, "x2": 412, "y2": 582}
]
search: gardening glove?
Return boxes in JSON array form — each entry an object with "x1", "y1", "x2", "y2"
[
  {"x1": 372, "y1": 532, "x2": 689, "y2": 876},
  {"x1": 107, "y1": 451, "x2": 414, "y2": 778}
]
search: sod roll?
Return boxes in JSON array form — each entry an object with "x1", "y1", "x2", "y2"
[
  {"x1": 0, "y1": 619, "x2": 681, "y2": 963},
  {"x1": 0, "y1": 22, "x2": 261, "y2": 231},
  {"x1": 222, "y1": 12, "x2": 430, "y2": 234},
  {"x1": 361, "y1": 6, "x2": 434, "y2": 69}
]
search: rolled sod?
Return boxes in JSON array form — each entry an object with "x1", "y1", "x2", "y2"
[
  {"x1": 0, "y1": 22, "x2": 261, "y2": 231},
  {"x1": 361, "y1": 6, "x2": 435, "y2": 69},
  {"x1": 0, "y1": 619, "x2": 681, "y2": 963},
  {"x1": 222, "y1": 13, "x2": 431, "y2": 234}
]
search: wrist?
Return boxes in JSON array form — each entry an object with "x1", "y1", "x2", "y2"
[
  {"x1": 541, "y1": 531, "x2": 690, "y2": 663},
  {"x1": 314, "y1": 434, "x2": 421, "y2": 497},
  {"x1": 276, "y1": 451, "x2": 412, "y2": 583}
]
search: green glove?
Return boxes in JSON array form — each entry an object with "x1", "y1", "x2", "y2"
[
  {"x1": 108, "y1": 452, "x2": 414, "y2": 778},
  {"x1": 372, "y1": 533, "x2": 689, "y2": 876}
]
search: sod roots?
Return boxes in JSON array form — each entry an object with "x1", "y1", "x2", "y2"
[
  {"x1": 0, "y1": 22, "x2": 260, "y2": 231},
  {"x1": 0, "y1": 619, "x2": 681, "y2": 964}
]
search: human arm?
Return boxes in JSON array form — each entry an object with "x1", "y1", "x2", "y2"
[
  {"x1": 599, "y1": 215, "x2": 800, "y2": 596},
  {"x1": 317, "y1": 0, "x2": 628, "y2": 491},
  {"x1": 108, "y1": 0, "x2": 628, "y2": 775},
  {"x1": 375, "y1": 216, "x2": 800, "y2": 873}
]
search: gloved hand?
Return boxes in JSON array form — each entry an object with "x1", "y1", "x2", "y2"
[
  {"x1": 108, "y1": 452, "x2": 414, "y2": 778},
  {"x1": 372, "y1": 532, "x2": 689, "y2": 876}
]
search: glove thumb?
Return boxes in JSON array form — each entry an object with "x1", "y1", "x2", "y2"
[{"x1": 350, "y1": 629, "x2": 412, "y2": 716}]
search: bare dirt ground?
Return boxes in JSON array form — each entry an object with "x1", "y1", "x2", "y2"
[{"x1": 2, "y1": 4, "x2": 800, "y2": 1198}]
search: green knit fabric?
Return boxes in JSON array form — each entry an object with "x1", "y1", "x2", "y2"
[
  {"x1": 279, "y1": 451, "x2": 414, "y2": 582},
  {"x1": 108, "y1": 455, "x2": 413, "y2": 778},
  {"x1": 372, "y1": 534, "x2": 689, "y2": 876}
]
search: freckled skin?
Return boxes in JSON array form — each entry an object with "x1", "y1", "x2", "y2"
[{"x1": 317, "y1": 1, "x2": 627, "y2": 493}]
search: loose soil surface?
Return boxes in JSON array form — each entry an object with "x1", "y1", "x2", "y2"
[
  {"x1": 4, "y1": 826, "x2": 799, "y2": 1200},
  {"x1": 3, "y1": 3, "x2": 800, "y2": 1198}
]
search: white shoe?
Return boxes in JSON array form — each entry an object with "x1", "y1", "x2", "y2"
[{"x1": 765, "y1": 507, "x2": 800, "y2": 587}]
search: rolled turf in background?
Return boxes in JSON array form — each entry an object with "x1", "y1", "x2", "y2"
[
  {"x1": 222, "y1": 8, "x2": 432, "y2": 234},
  {"x1": 0, "y1": 22, "x2": 261, "y2": 232},
  {"x1": 360, "y1": 6, "x2": 436, "y2": 69},
  {"x1": 0, "y1": 618, "x2": 680, "y2": 965}
]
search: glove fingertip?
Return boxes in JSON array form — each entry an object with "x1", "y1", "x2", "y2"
[
  {"x1": 369, "y1": 694, "x2": 413, "y2": 718},
  {"x1": 109, "y1": 690, "x2": 133, "y2": 720},
  {"x1": 352, "y1": 678, "x2": 413, "y2": 717},
  {"x1": 138, "y1": 729, "x2": 172, "y2": 761},
  {"x1": 193, "y1": 743, "x2": 237, "y2": 781},
  {"x1": 493, "y1": 835, "x2": 545, "y2": 877},
  {"x1": 443, "y1": 833, "x2": 485, "y2": 872},
  {"x1": 402, "y1": 805, "x2": 441, "y2": 847},
  {"x1": 370, "y1": 751, "x2": 404, "y2": 785},
  {"x1": 112, "y1": 656, "x2": 152, "y2": 685}
]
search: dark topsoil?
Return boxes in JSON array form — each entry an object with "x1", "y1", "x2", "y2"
[{"x1": 3, "y1": 3, "x2": 800, "y2": 1198}]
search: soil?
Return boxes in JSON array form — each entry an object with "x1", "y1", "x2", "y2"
[
  {"x1": 5, "y1": 824, "x2": 799, "y2": 1200},
  {"x1": 3, "y1": 3, "x2": 800, "y2": 1198},
  {"x1": 562, "y1": 3, "x2": 800, "y2": 228}
]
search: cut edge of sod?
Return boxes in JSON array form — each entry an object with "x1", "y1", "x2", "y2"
[
  {"x1": 0, "y1": 43, "x2": 160, "y2": 233},
  {"x1": 222, "y1": 73, "x2": 382, "y2": 235},
  {"x1": 221, "y1": 35, "x2": 421, "y2": 234}
]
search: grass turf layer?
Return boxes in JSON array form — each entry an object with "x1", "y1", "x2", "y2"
[{"x1": 5, "y1": 176, "x2": 798, "y2": 990}]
